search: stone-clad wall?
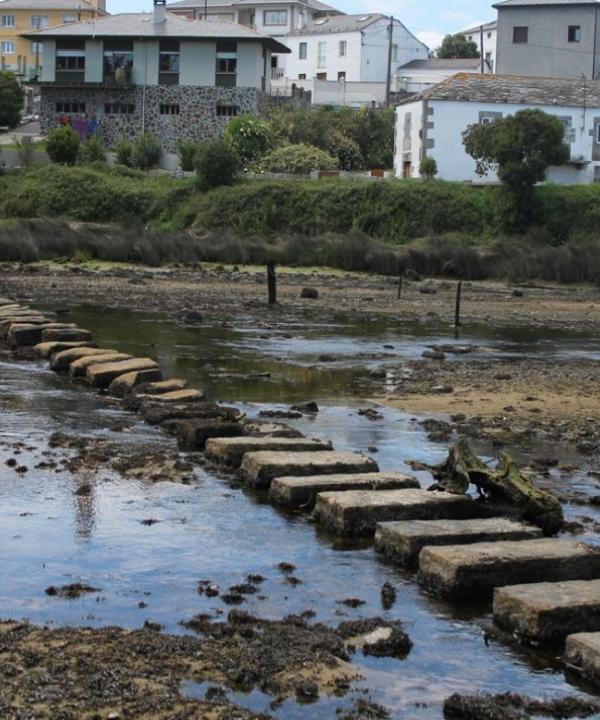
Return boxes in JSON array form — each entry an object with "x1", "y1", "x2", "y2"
[{"x1": 40, "y1": 85, "x2": 263, "y2": 152}]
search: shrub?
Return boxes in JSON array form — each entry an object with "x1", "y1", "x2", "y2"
[
  {"x1": 176, "y1": 139, "x2": 200, "y2": 172},
  {"x1": 419, "y1": 156, "x2": 438, "y2": 180},
  {"x1": 195, "y1": 139, "x2": 240, "y2": 190},
  {"x1": 324, "y1": 131, "x2": 364, "y2": 171},
  {"x1": 79, "y1": 135, "x2": 106, "y2": 164},
  {"x1": 131, "y1": 133, "x2": 162, "y2": 170},
  {"x1": 224, "y1": 115, "x2": 272, "y2": 165},
  {"x1": 15, "y1": 137, "x2": 35, "y2": 168},
  {"x1": 46, "y1": 126, "x2": 80, "y2": 166},
  {"x1": 0, "y1": 71, "x2": 24, "y2": 129},
  {"x1": 116, "y1": 139, "x2": 133, "y2": 167},
  {"x1": 260, "y1": 144, "x2": 338, "y2": 174}
]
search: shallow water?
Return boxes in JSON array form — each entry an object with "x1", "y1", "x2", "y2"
[{"x1": 1, "y1": 304, "x2": 600, "y2": 719}]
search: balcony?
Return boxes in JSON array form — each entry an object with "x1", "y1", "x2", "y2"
[
  {"x1": 271, "y1": 67, "x2": 285, "y2": 80},
  {"x1": 104, "y1": 67, "x2": 132, "y2": 86}
]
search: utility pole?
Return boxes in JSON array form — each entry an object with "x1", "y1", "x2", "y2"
[
  {"x1": 480, "y1": 24, "x2": 484, "y2": 73},
  {"x1": 385, "y1": 16, "x2": 394, "y2": 108}
]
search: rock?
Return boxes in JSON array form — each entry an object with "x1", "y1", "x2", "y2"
[
  {"x1": 422, "y1": 349, "x2": 446, "y2": 360},
  {"x1": 50, "y1": 347, "x2": 117, "y2": 372},
  {"x1": 300, "y1": 288, "x2": 319, "y2": 300},
  {"x1": 42, "y1": 327, "x2": 92, "y2": 343},
  {"x1": 180, "y1": 311, "x2": 203, "y2": 325},
  {"x1": 135, "y1": 388, "x2": 204, "y2": 404},
  {"x1": 34, "y1": 341, "x2": 97, "y2": 359},
  {"x1": 290, "y1": 401, "x2": 319, "y2": 414},
  {"x1": 565, "y1": 632, "x2": 600, "y2": 685},
  {"x1": 176, "y1": 420, "x2": 245, "y2": 451},
  {"x1": 419, "y1": 285, "x2": 437, "y2": 295},
  {"x1": 369, "y1": 368, "x2": 387, "y2": 379},
  {"x1": 139, "y1": 401, "x2": 242, "y2": 427},
  {"x1": 318, "y1": 354, "x2": 336, "y2": 363},
  {"x1": 86, "y1": 358, "x2": 160, "y2": 389},
  {"x1": 108, "y1": 369, "x2": 165, "y2": 397},
  {"x1": 134, "y1": 378, "x2": 187, "y2": 396},
  {"x1": 205, "y1": 437, "x2": 333, "y2": 467},
  {"x1": 69, "y1": 353, "x2": 133, "y2": 378}
]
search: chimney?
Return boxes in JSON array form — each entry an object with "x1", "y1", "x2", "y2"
[{"x1": 154, "y1": 0, "x2": 167, "y2": 24}]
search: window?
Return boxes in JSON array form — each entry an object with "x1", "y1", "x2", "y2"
[
  {"x1": 1, "y1": 15, "x2": 15, "y2": 28},
  {"x1": 216, "y1": 103, "x2": 239, "y2": 117},
  {"x1": 392, "y1": 43, "x2": 398, "y2": 62},
  {"x1": 316, "y1": 72, "x2": 327, "y2": 80},
  {"x1": 56, "y1": 102, "x2": 86, "y2": 113},
  {"x1": 264, "y1": 10, "x2": 287, "y2": 26},
  {"x1": 62, "y1": 15, "x2": 78, "y2": 23},
  {"x1": 568, "y1": 25, "x2": 581, "y2": 43},
  {"x1": 216, "y1": 40, "x2": 237, "y2": 86},
  {"x1": 317, "y1": 41, "x2": 326, "y2": 68},
  {"x1": 1, "y1": 41, "x2": 15, "y2": 54},
  {"x1": 299, "y1": 41, "x2": 307, "y2": 59},
  {"x1": 594, "y1": 165, "x2": 600, "y2": 183},
  {"x1": 160, "y1": 104, "x2": 180, "y2": 115},
  {"x1": 298, "y1": 73, "x2": 306, "y2": 79},
  {"x1": 30, "y1": 15, "x2": 49, "y2": 29},
  {"x1": 31, "y1": 42, "x2": 43, "y2": 55},
  {"x1": 487, "y1": 32, "x2": 492, "y2": 39},
  {"x1": 513, "y1": 26, "x2": 528, "y2": 43},
  {"x1": 339, "y1": 40, "x2": 346, "y2": 57},
  {"x1": 104, "y1": 103, "x2": 135, "y2": 114},
  {"x1": 338, "y1": 71, "x2": 346, "y2": 81},
  {"x1": 480, "y1": 111, "x2": 502, "y2": 125},
  {"x1": 597, "y1": 124, "x2": 600, "y2": 144},
  {"x1": 104, "y1": 39, "x2": 134, "y2": 82}
]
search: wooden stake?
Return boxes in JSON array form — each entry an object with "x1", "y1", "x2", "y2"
[
  {"x1": 455, "y1": 280, "x2": 462, "y2": 328},
  {"x1": 267, "y1": 260, "x2": 277, "y2": 305}
]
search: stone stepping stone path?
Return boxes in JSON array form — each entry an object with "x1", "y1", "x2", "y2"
[
  {"x1": 314, "y1": 488, "x2": 488, "y2": 537},
  {"x1": 240, "y1": 450, "x2": 378, "y2": 489},
  {"x1": 374, "y1": 518, "x2": 543, "y2": 568},
  {"x1": 418, "y1": 539, "x2": 600, "y2": 601},
  {"x1": 494, "y1": 579, "x2": 600, "y2": 644},
  {"x1": 205, "y1": 436, "x2": 333, "y2": 467},
  {"x1": 5, "y1": 296, "x2": 600, "y2": 692},
  {"x1": 269, "y1": 472, "x2": 419, "y2": 510}
]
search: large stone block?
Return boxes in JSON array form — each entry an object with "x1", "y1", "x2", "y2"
[
  {"x1": 7, "y1": 323, "x2": 78, "y2": 348},
  {"x1": 42, "y1": 327, "x2": 92, "y2": 343},
  {"x1": 205, "y1": 437, "x2": 333, "y2": 468},
  {"x1": 34, "y1": 341, "x2": 97, "y2": 359},
  {"x1": 176, "y1": 420, "x2": 246, "y2": 451},
  {"x1": 50, "y1": 347, "x2": 118, "y2": 372},
  {"x1": 69, "y1": 353, "x2": 132, "y2": 378},
  {"x1": 375, "y1": 518, "x2": 542, "y2": 568},
  {"x1": 314, "y1": 489, "x2": 485, "y2": 537},
  {"x1": 138, "y1": 400, "x2": 242, "y2": 426},
  {"x1": 135, "y1": 389, "x2": 204, "y2": 404},
  {"x1": 86, "y1": 358, "x2": 159, "y2": 388},
  {"x1": 270, "y1": 472, "x2": 420, "y2": 510},
  {"x1": 108, "y1": 369, "x2": 166, "y2": 397},
  {"x1": 565, "y1": 632, "x2": 600, "y2": 685},
  {"x1": 494, "y1": 579, "x2": 600, "y2": 643},
  {"x1": 418, "y1": 539, "x2": 600, "y2": 602}
]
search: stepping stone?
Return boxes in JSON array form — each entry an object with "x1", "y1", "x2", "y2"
[
  {"x1": 50, "y1": 347, "x2": 118, "y2": 372},
  {"x1": 565, "y1": 632, "x2": 600, "y2": 684},
  {"x1": 314, "y1": 489, "x2": 485, "y2": 537},
  {"x1": 34, "y1": 341, "x2": 97, "y2": 359},
  {"x1": 418, "y1": 539, "x2": 600, "y2": 602},
  {"x1": 7, "y1": 323, "x2": 77, "y2": 348},
  {"x1": 135, "y1": 388, "x2": 204, "y2": 404},
  {"x1": 494, "y1": 579, "x2": 600, "y2": 643},
  {"x1": 69, "y1": 353, "x2": 133, "y2": 378},
  {"x1": 86, "y1": 358, "x2": 159, "y2": 388},
  {"x1": 108, "y1": 369, "x2": 166, "y2": 397},
  {"x1": 0, "y1": 318, "x2": 50, "y2": 340},
  {"x1": 42, "y1": 327, "x2": 92, "y2": 343},
  {"x1": 270, "y1": 472, "x2": 420, "y2": 510},
  {"x1": 135, "y1": 378, "x2": 187, "y2": 395},
  {"x1": 375, "y1": 518, "x2": 543, "y2": 567},
  {"x1": 206, "y1": 437, "x2": 334, "y2": 468},
  {"x1": 242, "y1": 419, "x2": 303, "y2": 439},
  {"x1": 176, "y1": 419, "x2": 246, "y2": 451},
  {"x1": 138, "y1": 401, "x2": 242, "y2": 426}
]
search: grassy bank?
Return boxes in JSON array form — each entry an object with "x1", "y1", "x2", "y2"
[{"x1": 1, "y1": 165, "x2": 600, "y2": 283}]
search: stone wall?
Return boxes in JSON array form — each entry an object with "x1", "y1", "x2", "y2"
[{"x1": 40, "y1": 85, "x2": 264, "y2": 152}]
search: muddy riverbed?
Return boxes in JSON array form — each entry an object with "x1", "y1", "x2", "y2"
[{"x1": 1, "y1": 265, "x2": 600, "y2": 718}]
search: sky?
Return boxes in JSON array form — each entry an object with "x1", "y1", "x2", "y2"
[{"x1": 105, "y1": 0, "x2": 496, "y2": 50}]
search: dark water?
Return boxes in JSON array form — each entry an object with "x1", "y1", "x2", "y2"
[{"x1": 1, "y1": 304, "x2": 600, "y2": 719}]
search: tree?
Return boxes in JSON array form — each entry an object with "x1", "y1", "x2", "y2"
[
  {"x1": 0, "y1": 71, "x2": 24, "y2": 129},
  {"x1": 463, "y1": 108, "x2": 570, "y2": 229},
  {"x1": 46, "y1": 126, "x2": 80, "y2": 165},
  {"x1": 437, "y1": 33, "x2": 480, "y2": 59},
  {"x1": 224, "y1": 115, "x2": 272, "y2": 166},
  {"x1": 195, "y1": 139, "x2": 240, "y2": 190},
  {"x1": 419, "y1": 156, "x2": 438, "y2": 180}
]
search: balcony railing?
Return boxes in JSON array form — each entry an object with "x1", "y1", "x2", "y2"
[{"x1": 271, "y1": 67, "x2": 284, "y2": 79}]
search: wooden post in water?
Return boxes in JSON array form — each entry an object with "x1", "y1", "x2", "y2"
[
  {"x1": 454, "y1": 281, "x2": 462, "y2": 328},
  {"x1": 267, "y1": 260, "x2": 277, "y2": 305},
  {"x1": 397, "y1": 275, "x2": 403, "y2": 300}
]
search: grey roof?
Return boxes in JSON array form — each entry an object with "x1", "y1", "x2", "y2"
[
  {"x1": 461, "y1": 20, "x2": 497, "y2": 34},
  {"x1": 287, "y1": 12, "x2": 385, "y2": 35},
  {"x1": 168, "y1": 0, "x2": 339, "y2": 10},
  {"x1": 398, "y1": 72, "x2": 600, "y2": 108},
  {"x1": 398, "y1": 58, "x2": 483, "y2": 72},
  {"x1": 0, "y1": 0, "x2": 103, "y2": 9},
  {"x1": 23, "y1": 11, "x2": 291, "y2": 51},
  {"x1": 494, "y1": 0, "x2": 599, "y2": 7}
]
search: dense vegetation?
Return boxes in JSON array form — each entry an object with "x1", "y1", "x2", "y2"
[
  {"x1": 0, "y1": 71, "x2": 24, "y2": 129},
  {"x1": 2, "y1": 164, "x2": 600, "y2": 283}
]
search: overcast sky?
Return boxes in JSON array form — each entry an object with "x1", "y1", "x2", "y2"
[{"x1": 106, "y1": 0, "x2": 496, "y2": 50}]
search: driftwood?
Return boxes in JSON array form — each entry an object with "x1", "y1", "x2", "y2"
[{"x1": 426, "y1": 439, "x2": 564, "y2": 535}]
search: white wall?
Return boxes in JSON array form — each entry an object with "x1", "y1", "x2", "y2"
[
  {"x1": 463, "y1": 27, "x2": 497, "y2": 72},
  {"x1": 394, "y1": 99, "x2": 423, "y2": 176},
  {"x1": 237, "y1": 41, "x2": 264, "y2": 88},
  {"x1": 395, "y1": 98, "x2": 597, "y2": 184},
  {"x1": 180, "y1": 40, "x2": 215, "y2": 85},
  {"x1": 284, "y1": 31, "x2": 362, "y2": 81},
  {"x1": 361, "y1": 18, "x2": 427, "y2": 83}
]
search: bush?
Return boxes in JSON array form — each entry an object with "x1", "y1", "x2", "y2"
[
  {"x1": 260, "y1": 144, "x2": 338, "y2": 174},
  {"x1": 324, "y1": 131, "x2": 364, "y2": 171},
  {"x1": 131, "y1": 133, "x2": 162, "y2": 170},
  {"x1": 0, "y1": 71, "x2": 24, "y2": 129},
  {"x1": 176, "y1": 139, "x2": 200, "y2": 172},
  {"x1": 46, "y1": 126, "x2": 80, "y2": 166},
  {"x1": 224, "y1": 115, "x2": 272, "y2": 166},
  {"x1": 195, "y1": 139, "x2": 240, "y2": 190},
  {"x1": 15, "y1": 137, "x2": 35, "y2": 168},
  {"x1": 116, "y1": 139, "x2": 133, "y2": 167},
  {"x1": 79, "y1": 135, "x2": 106, "y2": 164},
  {"x1": 419, "y1": 157, "x2": 438, "y2": 180}
]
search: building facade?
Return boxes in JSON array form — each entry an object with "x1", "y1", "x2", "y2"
[
  {"x1": 397, "y1": 58, "x2": 487, "y2": 94},
  {"x1": 461, "y1": 20, "x2": 497, "y2": 73},
  {"x1": 495, "y1": 0, "x2": 600, "y2": 79},
  {"x1": 167, "y1": 0, "x2": 339, "y2": 78},
  {"x1": 394, "y1": 73, "x2": 600, "y2": 184},
  {"x1": 27, "y1": 1, "x2": 288, "y2": 151},
  {"x1": 0, "y1": 0, "x2": 106, "y2": 79}
]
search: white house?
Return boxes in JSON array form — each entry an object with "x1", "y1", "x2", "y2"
[
  {"x1": 397, "y1": 58, "x2": 486, "y2": 94},
  {"x1": 461, "y1": 20, "x2": 497, "y2": 73},
  {"x1": 394, "y1": 73, "x2": 600, "y2": 184}
]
